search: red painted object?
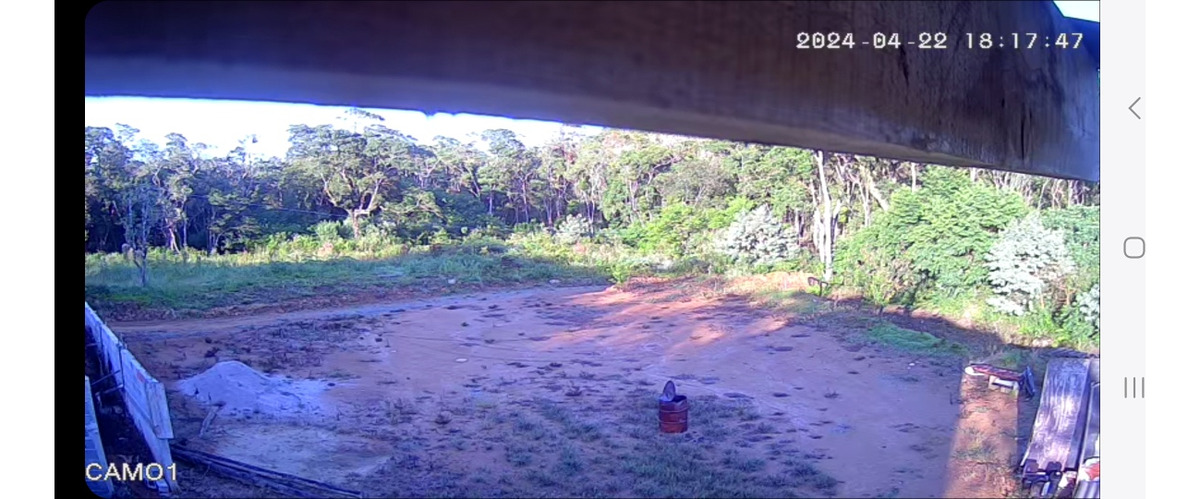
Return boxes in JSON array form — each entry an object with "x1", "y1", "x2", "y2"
[
  {"x1": 658, "y1": 381, "x2": 689, "y2": 433},
  {"x1": 659, "y1": 395, "x2": 689, "y2": 433}
]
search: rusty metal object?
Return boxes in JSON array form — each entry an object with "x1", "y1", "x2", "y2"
[{"x1": 658, "y1": 381, "x2": 689, "y2": 433}]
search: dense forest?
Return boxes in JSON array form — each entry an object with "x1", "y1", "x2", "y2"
[{"x1": 85, "y1": 109, "x2": 1099, "y2": 348}]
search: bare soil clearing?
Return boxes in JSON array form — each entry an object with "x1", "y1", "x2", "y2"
[{"x1": 114, "y1": 282, "x2": 1028, "y2": 498}]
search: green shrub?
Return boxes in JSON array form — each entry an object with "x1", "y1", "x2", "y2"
[
  {"x1": 614, "y1": 224, "x2": 645, "y2": 248},
  {"x1": 704, "y1": 196, "x2": 754, "y2": 230},
  {"x1": 430, "y1": 228, "x2": 455, "y2": 245},
  {"x1": 510, "y1": 230, "x2": 573, "y2": 262},
  {"x1": 636, "y1": 202, "x2": 713, "y2": 257},
  {"x1": 287, "y1": 234, "x2": 322, "y2": 253},
  {"x1": 593, "y1": 227, "x2": 624, "y2": 246},
  {"x1": 835, "y1": 167, "x2": 1027, "y2": 304},
  {"x1": 1042, "y1": 205, "x2": 1100, "y2": 292},
  {"x1": 607, "y1": 258, "x2": 655, "y2": 284},
  {"x1": 354, "y1": 223, "x2": 399, "y2": 252},
  {"x1": 312, "y1": 220, "x2": 347, "y2": 242},
  {"x1": 461, "y1": 231, "x2": 509, "y2": 255},
  {"x1": 1016, "y1": 304, "x2": 1061, "y2": 339},
  {"x1": 512, "y1": 222, "x2": 545, "y2": 236}
]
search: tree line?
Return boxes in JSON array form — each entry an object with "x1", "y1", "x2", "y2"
[{"x1": 85, "y1": 109, "x2": 1096, "y2": 259}]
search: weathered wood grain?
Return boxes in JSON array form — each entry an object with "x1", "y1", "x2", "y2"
[
  {"x1": 85, "y1": 1, "x2": 1098, "y2": 180},
  {"x1": 1023, "y1": 358, "x2": 1094, "y2": 470}
]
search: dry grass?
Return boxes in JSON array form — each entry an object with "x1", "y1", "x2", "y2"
[{"x1": 354, "y1": 389, "x2": 839, "y2": 498}]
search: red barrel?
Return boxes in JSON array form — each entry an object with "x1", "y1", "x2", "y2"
[{"x1": 659, "y1": 395, "x2": 689, "y2": 433}]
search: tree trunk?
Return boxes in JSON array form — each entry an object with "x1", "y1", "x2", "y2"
[
  {"x1": 812, "y1": 206, "x2": 822, "y2": 250},
  {"x1": 860, "y1": 178, "x2": 870, "y2": 226},
  {"x1": 794, "y1": 210, "x2": 803, "y2": 244},
  {"x1": 522, "y1": 186, "x2": 532, "y2": 223},
  {"x1": 816, "y1": 151, "x2": 834, "y2": 283},
  {"x1": 910, "y1": 163, "x2": 918, "y2": 192},
  {"x1": 349, "y1": 212, "x2": 361, "y2": 239},
  {"x1": 135, "y1": 249, "x2": 148, "y2": 287},
  {"x1": 628, "y1": 180, "x2": 639, "y2": 223},
  {"x1": 863, "y1": 165, "x2": 889, "y2": 212}
]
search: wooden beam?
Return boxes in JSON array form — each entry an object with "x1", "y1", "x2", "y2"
[
  {"x1": 84, "y1": 1, "x2": 1099, "y2": 181},
  {"x1": 1022, "y1": 358, "x2": 1092, "y2": 471}
]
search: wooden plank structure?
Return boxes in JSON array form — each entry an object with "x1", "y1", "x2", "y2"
[
  {"x1": 85, "y1": 303, "x2": 179, "y2": 494},
  {"x1": 1079, "y1": 359, "x2": 1100, "y2": 454},
  {"x1": 84, "y1": 376, "x2": 116, "y2": 499},
  {"x1": 83, "y1": 0, "x2": 1100, "y2": 182},
  {"x1": 1021, "y1": 358, "x2": 1100, "y2": 473}
]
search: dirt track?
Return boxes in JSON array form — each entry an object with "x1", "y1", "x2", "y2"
[{"x1": 114, "y1": 282, "x2": 1024, "y2": 498}]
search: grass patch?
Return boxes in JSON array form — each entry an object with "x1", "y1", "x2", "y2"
[
  {"x1": 955, "y1": 441, "x2": 997, "y2": 463},
  {"x1": 955, "y1": 428, "x2": 999, "y2": 463},
  {"x1": 489, "y1": 393, "x2": 841, "y2": 497},
  {"x1": 505, "y1": 446, "x2": 535, "y2": 467},
  {"x1": 721, "y1": 451, "x2": 766, "y2": 472},
  {"x1": 533, "y1": 398, "x2": 603, "y2": 442},
  {"x1": 84, "y1": 242, "x2": 622, "y2": 318},
  {"x1": 751, "y1": 289, "x2": 826, "y2": 316},
  {"x1": 555, "y1": 445, "x2": 585, "y2": 474},
  {"x1": 736, "y1": 406, "x2": 762, "y2": 421},
  {"x1": 861, "y1": 322, "x2": 968, "y2": 357},
  {"x1": 340, "y1": 387, "x2": 839, "y2": 498}
]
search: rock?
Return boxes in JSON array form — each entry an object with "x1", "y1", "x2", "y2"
[
  {"x1": 447, "y1": 278, "x2": 457, "y2": 285},
  {"x1": 456, "y1": 358, "x2": 468, "y2": 363},
  {"x1": 549, "y1": 279, "x2": 561, "y2": 285}
]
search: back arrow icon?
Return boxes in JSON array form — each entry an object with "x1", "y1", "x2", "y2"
[{"x1": 1130, "y1": 97, "x2": 1142, "y2": 119}]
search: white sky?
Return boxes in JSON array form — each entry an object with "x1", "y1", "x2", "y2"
[
  {"x1": 1054, "y1": 1, "x2": 1100, "y2": 22},
  {"x1": 85, "y1": 96, "x2": 604, "y2": 158},
  {"x1": 86, "y1": 2, "x2": 1096, "y2": 159}
]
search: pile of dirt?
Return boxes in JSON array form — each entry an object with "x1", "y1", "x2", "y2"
[{"x1": 173, "y1": 360, "x2": 331, "y2": 420}]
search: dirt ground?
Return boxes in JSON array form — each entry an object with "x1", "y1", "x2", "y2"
[{"x1": 112, "y1": 280, "x2": 1031, "y2": 498}]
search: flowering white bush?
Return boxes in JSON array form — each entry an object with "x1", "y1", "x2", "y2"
[
  {"x1": 1078, "y1": 283, "x2": 1100, "y2": 331},
  {"x1": 713, "y1": 205, "x2": 799, "y2": 266},
  {"x1": 554, "y1": 215, "x2": 592, "y2": 245},
  {"x1": 985, "y1": 214, "x2": 1076, "y2": 315}
]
